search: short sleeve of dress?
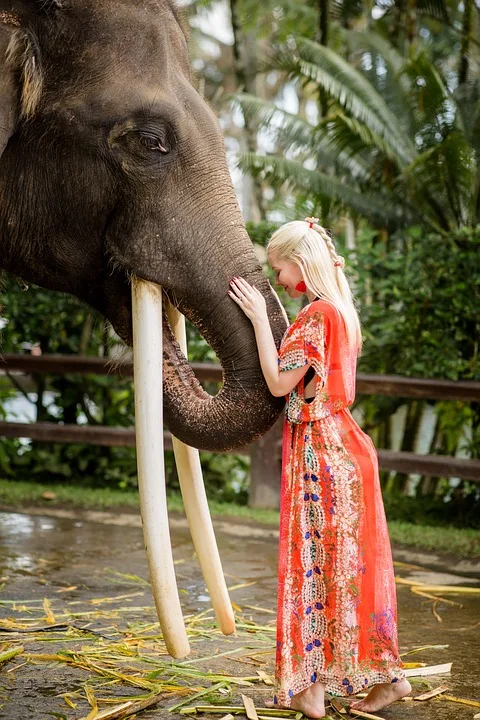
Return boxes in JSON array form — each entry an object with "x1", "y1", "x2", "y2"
[{"x1": 278, "y1": 308, "x2": 326, "y2": 382}]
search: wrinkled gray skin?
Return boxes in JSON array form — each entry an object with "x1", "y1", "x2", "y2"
[{"x1": 0, "y1": 0, "x2": 287, "y2": 451}]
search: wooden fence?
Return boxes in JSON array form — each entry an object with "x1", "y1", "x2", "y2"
[{"x1": 1, "y1": 353, "x2": 479, "y2": 507}]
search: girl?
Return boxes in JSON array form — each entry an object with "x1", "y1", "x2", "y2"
[{"x1": 228, "y1": 218, "x2": 411, "y2": 718}]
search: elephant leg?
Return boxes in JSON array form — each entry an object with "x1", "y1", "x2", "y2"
[
  {"x1": 166, "y1": 303, "x2": 235, "y2": 636},
  {"x1": 132, "y1": 279, "x2": 190, "y2": 659}
]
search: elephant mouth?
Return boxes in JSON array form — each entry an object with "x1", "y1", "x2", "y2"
[{"x1": 160, "y1": 288, "x2": 213, "y2": 405}]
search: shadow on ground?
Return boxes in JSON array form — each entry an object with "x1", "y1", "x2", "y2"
[{"x1": 0, "y1": 509, "x2": 479, "y2": 719}]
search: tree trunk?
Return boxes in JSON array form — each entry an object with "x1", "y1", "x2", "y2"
[
  {"x1": 406, "y1": 0, "x2": 416, "y2": 46},
  {"x1": 395, "y1": 400, "x2": 424, "y2": 494},
  {"x1": 34, "y1": 375, "x2": 48, "y2": 422},
  {"x1": 317, "y1": 0, "x2": 329, "y2": 118},
  {"x1": 459, "y1": 0, "x2": 474, "y2": 85},
  {"x1": 378, "y1": 415, "x2": 391, "y2": 491},
  {"x1": 79, "y1": 313, "x2": 94, "y2": 355},
  {"x1": 228, "y1": 0, "x2": 264, "y2": 221},
  {"x1": 345, "y1": 217, "x2": 356, "y2": 250},
  {"x1": 417, "y1": 411, "x2": 439, "y2": 496},
  {"x1": 392, "y1": 0, "x2": 416, "y2": 52},
  {"x1": 249, "y1": 417, "x2": 283, "y2": 509}
]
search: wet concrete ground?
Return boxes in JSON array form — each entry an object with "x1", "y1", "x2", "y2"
[{"x1": 0, "y1": 508, "x2": 479, "y2": 720}]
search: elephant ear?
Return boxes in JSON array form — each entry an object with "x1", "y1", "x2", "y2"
[
  {"x1": 0, "y1": 12, "x2": 20, "y2": 158},
  {"x1": 0, "y1": 4, "x2": 43, "y2": 158}
]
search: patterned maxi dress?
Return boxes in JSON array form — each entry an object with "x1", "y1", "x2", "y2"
[{"x1": 274, "y1": 299, "x2": 405, "y2": 705}]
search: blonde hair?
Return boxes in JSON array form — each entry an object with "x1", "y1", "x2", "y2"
[{"x1": 267, "y1": 218, "x2": 362, "y2": 351}]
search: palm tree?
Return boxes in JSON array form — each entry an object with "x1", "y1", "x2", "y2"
[{"x1": 235, "y1": 32, "x2": 480, "y2": 233}]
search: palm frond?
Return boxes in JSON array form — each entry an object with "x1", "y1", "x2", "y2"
[
  {"x1": 238, "y1": 153, "x2": 415, "y2": 228},
  {"x1": 232, "y1": 93, "x2": 372, "y2": 182},
  {"x1": 330, "y1": 0, "x2": 364, "y2": 24},
  {"x1": 230, "y1": 93, "x2": 314, "y2": 151},
  {"x1": 404, "y1": 131, "x2": 477, "y2": 227},
  {"x1": 416, "y1": 0, "x2": 449, "y2": 21},
  {"x1": 270, "y1": 39, "x2": 416, "y2": 166},
  {"x1": 401, "y1": 49, "x2": 450, "y2": 125},
  {"x1": 309, "y1": 128, "x2": 373, "y2": 182},
  {"x1": 347, "y1": 30, "x2": 406, "y2": 78},
  {"x1": 235, "y1": 33, "x2": 475, "y2": 232},
  {"x1": 346, "y1": 29, "x2": 413, "y2": 130},
  {"x1": 454, "y1": 80, "x2": 480, "y2": 157},
  {"x1": 323, "y1": 110, "x2": 406, "y2": 165}
]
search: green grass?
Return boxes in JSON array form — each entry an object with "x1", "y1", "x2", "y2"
[
  {"x1": 0, "y1": 478, "x2": 142, "y2": 511},
  {"x1": 387, "y1": 520, "x2": 480, "y2": 559},
  {"x1": 0, "y1": 478, "x2": 280, "y2": 525},
  {"x1": 0, "y1": 478, "x2": 479, "y2": 558}
]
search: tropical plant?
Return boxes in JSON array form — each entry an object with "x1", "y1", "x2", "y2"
[
  {"x1": 235, "y1": 32, "x2": 480, "y2": 232},
  {"x1": 350, "y1": 224, "x2": 479, "y2": 518}
]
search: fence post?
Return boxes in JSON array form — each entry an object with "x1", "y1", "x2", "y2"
[{"x1": 248, "y1": 416, "x2": 283, "y2": 509}]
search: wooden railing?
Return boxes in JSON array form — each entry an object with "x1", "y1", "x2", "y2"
[{"x1": 1, "y1": 353, "x2": 479, "y2": 507}]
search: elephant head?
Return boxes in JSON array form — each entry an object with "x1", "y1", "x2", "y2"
[{"x1": 0, "y1": 0, "x2": 287, "y2": 450}]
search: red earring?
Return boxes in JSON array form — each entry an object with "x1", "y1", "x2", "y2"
[{"x1": 295, "y1": 281, "x2": 307, "y2": 293}]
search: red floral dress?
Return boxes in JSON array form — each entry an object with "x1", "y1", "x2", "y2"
[{"x1": 274, "y1": 299, "x2": 405, "y2": 704}]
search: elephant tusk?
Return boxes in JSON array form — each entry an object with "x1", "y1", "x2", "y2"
[
  {"x1": 166, "y1": 303, "x2": 236, "y2": 636},
  {"x1": 131, "y1": 278, "x2": 190, "y2": 659}
]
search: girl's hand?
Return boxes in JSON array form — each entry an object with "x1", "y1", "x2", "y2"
[{"x1": 229, "y1": 277, "x2": 268, "y2": 326}]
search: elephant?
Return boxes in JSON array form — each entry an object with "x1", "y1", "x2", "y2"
[{"x1": 0, "y1": 0, "x2": 287, "y2": 452}]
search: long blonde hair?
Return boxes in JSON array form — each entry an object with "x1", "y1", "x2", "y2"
[{"x1": 267, "y1": 218, "x2": 362, "y2": 351}]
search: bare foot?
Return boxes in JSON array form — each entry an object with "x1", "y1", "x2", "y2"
[
  {"x1": 350, "y1": 679, "x2": 411, "y2": 712},
  {"x1": 265, "y1": 682, "x2": 326, "y2": 718}
]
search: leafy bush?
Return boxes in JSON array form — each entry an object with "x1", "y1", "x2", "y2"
[
  {"x1": 352, "y1": 225, "x2": 480, "y2": 381},
  {"x1": 349, "y1": 225, "x2": 480, "y2": 526}
]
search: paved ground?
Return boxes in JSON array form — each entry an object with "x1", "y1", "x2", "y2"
[{"x1": 0, "y1": 507, "x2": 479, "y2": 720}]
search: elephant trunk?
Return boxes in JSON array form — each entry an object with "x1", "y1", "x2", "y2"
[
  {"x1": 161, "y1": 265, "x2": 286, "y2": 452},
  {"x1": 106, "y1": 149, "x2": 288, "y2": 451}
]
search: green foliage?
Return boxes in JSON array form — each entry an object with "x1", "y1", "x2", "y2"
[
  {"x1": 384, "y1": 485, "x2": 480, "y2": 530},
  {"x1": 349, "y1": 225, "x2": 480, "y2": 526},
  {"x1": 0, "y1": 273, "x2": 139, "y2": 486},
  {"x1": 245, "y1": 220, "x2": 278, "y2": 247},
  {"x1": 0, "y1": 281, "x2": 101, "y2": 355},
  {"x1": 386, "y1": 519, "x2": 480, "y2": 557},
  {"x1": 236, "y1": 35, "x2": 480, "y2": 232},
  {"x1": 352, "y1": 225, "x2": 480, "y2": 380}
]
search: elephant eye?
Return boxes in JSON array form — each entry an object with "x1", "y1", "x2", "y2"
[
  {"x1": 110, "y1": 122, "x2": 176, "y2": 169},
  {"x1": 139, "y1": 132, "x2": 169, "y2": 153}
]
